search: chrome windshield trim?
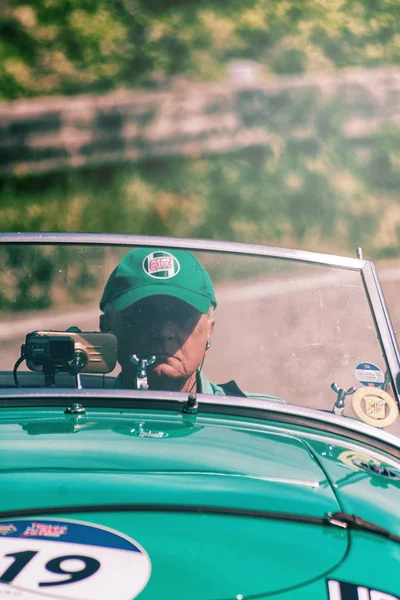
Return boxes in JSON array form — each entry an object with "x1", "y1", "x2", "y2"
[
  {"x1": 370, "y1": 262, "x2": 400, "y2": 365},
  {"x1": 360, "y1": 261, "x2": 400, "y2": 401},
  {"x1": 1, "y1": 388, "x2": 399, "y2": 452},
  {"x1": 0, "y1": 232, "x2": 366, "y2": 270}
]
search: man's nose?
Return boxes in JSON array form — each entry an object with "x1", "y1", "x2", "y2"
[{"x1": 149, "y1": 316, "x2": 176, "y2": 339}]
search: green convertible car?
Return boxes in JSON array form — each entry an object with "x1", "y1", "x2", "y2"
[{"x1": 1, "y1": 232, "x2": 400, "y2": 600}]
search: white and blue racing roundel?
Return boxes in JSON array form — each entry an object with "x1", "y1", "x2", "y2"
[
  {"x1": 354, "y1": 362, "x2": 385, "y2": 388},
  {"x1": 0, "y1": 518, "x2": 151, "y2": 599}
]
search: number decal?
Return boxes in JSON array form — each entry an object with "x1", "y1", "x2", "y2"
[
  {"x1": 0, "y1": 551, "x2": 100, "y2": 587},
  {"x1": 0, "y1": 550, "x2": 38, "y2": 583},
  {"x1": 39, "y1": 554, "x2": 100, "y2": 587},
  {"x1": 0, "y1": 518, "x2": 151, "y2": 600}
]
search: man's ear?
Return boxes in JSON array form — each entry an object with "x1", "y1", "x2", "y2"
[
  {"x1": 206, "y1": 312, "x2": 215, "y2": 341},
  {"x1": 99, "y1": 313, "x2": 110, "y2": 333}
]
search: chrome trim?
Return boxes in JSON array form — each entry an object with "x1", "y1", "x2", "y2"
[
  {"x1": 371, "y1": 262, "x2": 400, "y2": 365},
  {"x1": 326, "y1": 513, "x2": 348, "y2": 529},
  {"x1": 0, "y1": 232, "x2": 366, "y2": 270},
  {"x1": 1, "y1": 388, "x2": 400, "y2": 451},
  {"x1": 360, "y1": 261, "x2": 400, "y2": 401},
  {"x1": 123, "y1": 471, "x2": 321, "y2": 488}
]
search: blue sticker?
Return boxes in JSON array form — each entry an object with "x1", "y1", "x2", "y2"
[
  {"x1": 0, "y1": 519, "x2": 140, "y2": 551},
  {"x1": 355, "y1": 362, "x2": 385, "y2": 388}
]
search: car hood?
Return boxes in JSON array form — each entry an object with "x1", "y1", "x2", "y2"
[
  {"x1": 2, "y1": 407, "x2": 339, "y2": 513},
  {"x1": 0, "y1": 407, "x2": 358, "y2": 598}
]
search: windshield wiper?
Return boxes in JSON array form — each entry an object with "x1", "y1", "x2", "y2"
[
  {"x1": 1, "y1": 504, "x2": 399, "y2": 545},
  {"x1": 327, "y1": 511, "x2": 400, "y2": 544}
]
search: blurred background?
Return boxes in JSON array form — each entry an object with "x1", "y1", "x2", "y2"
[
  {"x1": 0, "y1": 0, "x2": 400, "y2": 298},
  {"x1": 0, "y1": 0, "x2": 399, "y2": 254}
]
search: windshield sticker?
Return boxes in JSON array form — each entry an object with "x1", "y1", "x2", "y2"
[
  {"x1": 0, "y1": 518, "x2": 151, "y2": 599},
  {"x1": 338, "y1": 450, "x2": 400, "y2": 480},
  {"x1": 327, "y1": 579, "x2": 400, "y2": 599},
  {"x1": 143, "y1": 251, "x2": 180, "y2": 279},
  {"x1": 355, "y1": 362, "x2": 385, "y2": 388},
  {"x1": 352, "y1": 387, "x2": 399, "y2": 428}
]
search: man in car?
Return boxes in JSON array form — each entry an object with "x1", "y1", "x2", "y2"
[{"x1": 99, "y1": 247, "x2": 245, "y2": 396}]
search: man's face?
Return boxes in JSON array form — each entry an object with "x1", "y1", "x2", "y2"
[{"x1": 105, "y1": 295, "x2": 214, "y2": 389}]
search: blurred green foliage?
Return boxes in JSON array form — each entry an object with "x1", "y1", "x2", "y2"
[
  {"x1": 1, "y1": 0, "x2": 400, "y2": 99},
  {"x1": 1, "y1": 120, "x2": 399, "y2": 257},
  {"x1": 0, "y1": 244, "x2": 107, "y2": 311},
  {"x1": 0, "y1": 245, "x2": 54, "y2": 310},
  {"x1": 0, "y1": 0, "x2": 399, "y2": 277}
]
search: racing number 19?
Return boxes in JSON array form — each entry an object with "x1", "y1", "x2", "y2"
[{"x1": 0, "y1": 550, "x2": 100, "y2": 586}]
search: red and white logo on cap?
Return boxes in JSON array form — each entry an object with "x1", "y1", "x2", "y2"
[{"x1": 142, "y1": 251, "x2": 180, "y2": 279}]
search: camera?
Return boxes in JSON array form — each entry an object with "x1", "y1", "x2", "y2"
[
  {"x1": 24, "y1": 333, "x2": 75, "y2": 368},
  {"x1": 24, "y1": 330, "x2": 117, "y2": 374}
]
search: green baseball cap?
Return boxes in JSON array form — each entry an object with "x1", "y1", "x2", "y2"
[{"x1": 100, "y1": 247, "x2": 217, "y2": 314}]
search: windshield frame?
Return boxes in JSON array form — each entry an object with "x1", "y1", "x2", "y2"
[{"x1": 0, "y1": 231, "x2": 399, "y2": 421}]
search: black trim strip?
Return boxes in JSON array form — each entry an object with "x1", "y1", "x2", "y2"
[{"x1": 0, "y1": 503, "x2": 328, "y2": 526}]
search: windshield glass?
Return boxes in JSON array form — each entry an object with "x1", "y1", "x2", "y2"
[{"x1": 0, "y1": 242, "x2": 397, "y2": 435}]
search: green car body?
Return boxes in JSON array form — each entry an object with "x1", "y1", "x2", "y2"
[{"x1": 1, "y1": 233, "x2": 400, "y2": 600}]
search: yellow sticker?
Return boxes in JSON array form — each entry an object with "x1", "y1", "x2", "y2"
[
  {"x1": 338, "y1": 450, "x2": 400, "y2": 480},
  {"x1": 338, "y1": 450, "x2": 378, "y2": 470},
  {"x1": 352, "y1": 387, "x2": 399, "y2": 428}
]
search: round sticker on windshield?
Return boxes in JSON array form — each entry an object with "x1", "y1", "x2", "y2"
[
  {"x1": 354, "y1": 362, "x2": 385, "y2": 387},
  {"x1": 143, "y1": 251, "x2": 180, "y2": 279},
  {"x1": 0, "y1": 518, "x2": 151, "y2": 599}
]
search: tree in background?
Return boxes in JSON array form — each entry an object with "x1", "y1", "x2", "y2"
[{"x1": 1, "y1": 0, "x2": 400, "y2": 100}]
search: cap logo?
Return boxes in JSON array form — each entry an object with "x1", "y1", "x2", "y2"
[{"x1": 143, "y1": 251, "x2": 180, "y2": 279}]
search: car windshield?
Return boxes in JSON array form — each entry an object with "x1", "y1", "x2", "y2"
[{"x1": 0, "y1": 240, "x2": 398, "y2": 436}]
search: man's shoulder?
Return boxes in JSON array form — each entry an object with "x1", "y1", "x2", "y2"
[
  {"x1": 242, "y1": 391, "x2": 285, "y2": 403},
  {"x1": 218, "y1": 380, "x2": 284, "y2": 402},
  {"x1": 202, "y1": 374, "x2": 284, "y2": 403}
]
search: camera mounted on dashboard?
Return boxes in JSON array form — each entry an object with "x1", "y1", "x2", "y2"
[{"x1": 14, "y1": 327, "x2": 117, "y2": 388}]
